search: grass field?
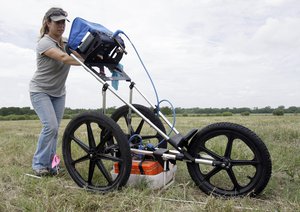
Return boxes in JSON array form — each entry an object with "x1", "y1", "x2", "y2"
[{"x1": 0, "y1": 115, "x2": 299, "y2": 211}]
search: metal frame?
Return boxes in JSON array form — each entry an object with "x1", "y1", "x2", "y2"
[{"x1": 70, "y1": 53, "x2": 216, "y2": 167}]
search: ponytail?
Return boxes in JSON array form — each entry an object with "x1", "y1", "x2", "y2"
[{"x1": 39, "y1": 16, "x2": 50, "y2": 39}]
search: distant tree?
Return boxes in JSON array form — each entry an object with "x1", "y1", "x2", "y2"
[
  {"x1": 261, "y1": 106, "x2": 273, "y2": 113},
  {"x1": 105, "y1": 107, "x2": 117, "y2": 114},
  {"x1": 160, "y1": 106, "x2": 172, "y2": 115},
  {"x1": 0, "y1": 107, "x2": 35, "y2": 116},
  {"x1": 175, "y1": 107, "x2": 184, "y2": 114},
  {"x1": 286, "y1": 106, "x2": 300, "y2": 114},
  {"x1": 2, "y1": 105, "x2": 300, "y2": 120}
]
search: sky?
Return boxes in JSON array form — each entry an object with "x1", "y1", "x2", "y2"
[{"x1": 0, "y1": 0, "x2": 299, "y2": 109}]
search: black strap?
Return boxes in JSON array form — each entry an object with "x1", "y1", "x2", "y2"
[{"x1": 138, "y1": 157, "x2": 145, "y2": 175}]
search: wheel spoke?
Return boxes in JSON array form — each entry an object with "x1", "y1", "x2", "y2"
[
  {"x1": 95, "y1": 160, "x2": 113, "y2": 184},
  {"x1": 201, "y1": 146, "x2": 223, "y2": 160},
  {"x1": 71, "y1": 154, "x2": 90, "y2": 166},
  {"x1": 204, "y1": 167, "x2": 222, "y2": 181},
  {"x1": 86, "y1": 122, "x2": 96, "y2": 148},
  {"x1": 231, "y1": 159, "x2": 260, "y2": 166},
  {"x1": 88, "y1": 160, "x2": 96, "y2": 184},
  {"x1": 71, "y1": 135, "x2": 89, "y2": 153},
  {"x1": 123, "y1": 115, "x2": 134, "y2": 134},
  {"x1": 140, "y1": 134, "x2": 159, "y2": 140},
  {"x1": 98, "y1": 153, "x2": 123, "y2": 162},
  {"x1": 135, "y1": 119, "x2": 145, "y2": 134},
  {"x1": 224, "y1": 134, "x2": 234, "y2": 158},
  {"x1": 226, "y1": 168, "x2": 241, "y2": 190},
  {"x1": 96, "y1": 129, "x2": 111, "y2": 151},
  {"x1": 186, "y1": 122, "x2": 272, "y2": 196},
  {"x1": 63, "y1": 113, "x2": 132, "y2": 192},
  {"x1": 111, "y1": 104, "x2": 167, "y2": 148}
]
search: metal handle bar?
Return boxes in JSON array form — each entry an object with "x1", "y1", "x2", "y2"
[
  {"x1": 130, "y1": 148, "x2": 214, "y2": 166},
  {"x1": 113, "y1": 38, "x2": 127, "y2": 55},
  {"x1": 71, "y1": 53, "x2": 170, "y2": 141},
  {"x1": 132, "y1": 85, "x2": 180, "y2": 135}
]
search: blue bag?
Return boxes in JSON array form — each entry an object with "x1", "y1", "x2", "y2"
[{"x1": 67, "y1": 17, "x2": 125, "y2": 65}]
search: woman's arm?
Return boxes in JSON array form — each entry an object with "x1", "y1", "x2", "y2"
[{"x1": 43, "y1": 47, "x2": 83, "y2": 65}]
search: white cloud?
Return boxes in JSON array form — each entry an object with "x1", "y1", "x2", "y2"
[
  {"x1": 0, "y1": 42, "x2": 35, "y2": 106},
  {"x1": 0, "y1": 42, "x2": 35, "y2": 76},
  {"x1": 0, "y1": 0, "x2": 300, "y2": 108}
]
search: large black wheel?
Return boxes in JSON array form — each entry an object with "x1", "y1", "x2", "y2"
[
  {"x1": 62, "y1": 112, "x2": 131, "y2": 192},
  {"x1": 111, "y1": 104, "x2": 167, "y2": 148},
  {"x1": 187, "y1": 122, "x2": 272, "y2": 197}
]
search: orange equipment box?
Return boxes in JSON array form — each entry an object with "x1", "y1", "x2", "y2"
[{"x1": 114, "y1": 160, "x2": 163, "y2": 175}]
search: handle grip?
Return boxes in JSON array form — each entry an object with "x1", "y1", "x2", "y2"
[
  {"x1": 65, "y1": 44, "x2": 72, "y2": 55},
  {"x1": 111, "y1": 30, "x2": 124, "y2": 39},
  {"x1": 111, "y1": 30, "x2": 127, "y2": 55}
]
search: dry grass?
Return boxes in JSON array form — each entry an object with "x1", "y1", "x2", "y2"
[{"x1": 0, "y1": 115, "x2": 299, "y2": 211}]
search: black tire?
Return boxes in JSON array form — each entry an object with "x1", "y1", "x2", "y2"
[
  {"x1": 187, "y1": 122, "x2": 272, "y2": 197},
  {"x1": 111, "y1": 104, "x2": 167, "y2": 148},
  {"x1": 62, "y1": 112, "x2": 131, "y2": 192}
]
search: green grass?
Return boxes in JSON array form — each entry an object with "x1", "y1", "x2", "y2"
[{"x1": 0, "y1": 115, "x2": 299, "y2": 211}]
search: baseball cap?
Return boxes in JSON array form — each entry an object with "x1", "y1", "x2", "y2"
[{"x1": 45, "y1": 7, "x2": 69, "y2": 22}]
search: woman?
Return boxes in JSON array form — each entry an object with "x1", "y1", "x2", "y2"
[{"x1": 29, "y1": 7, "x2": 81, "y2": 176}]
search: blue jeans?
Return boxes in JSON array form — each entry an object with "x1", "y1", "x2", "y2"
[{"x1": 30, "y1": 92, "x2": 65, "y2": 171}]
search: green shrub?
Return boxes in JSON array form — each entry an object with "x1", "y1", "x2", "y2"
[
  {"x1": 241, "y1": 111, "x2": 250, "y2": 116},
  {"x1": 0, "y1": 114, "x2": 38, "y2": 121},
  {"x1": 222, "y1": 111, "x2": 233, "y2": 116},
  {"x1": 273, "y1": 109, "x2": 284, "y2": 116},
  {"x1": 63, "y1": 114, "x2": 73, "y2": 119}
]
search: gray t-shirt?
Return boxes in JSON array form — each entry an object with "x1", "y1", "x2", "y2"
[{"x1": 29, "y1": 35, "x2": 71, "y2": 97}]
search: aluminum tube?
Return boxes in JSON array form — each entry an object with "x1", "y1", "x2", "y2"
[
  {"x1": 168, "y1": 149, "x2": 180, "y2": 154},
  {"x1": 130, "y1": 148, "x2": 176, "y2": 160},
  {"x1": 162, "y1": 154, "x2": 176, "y2": 160},
  {"x1": 195, "y1": 158, "x2": 214, "y2": 165},
  {"x1": 133, "y1": 86, "x2": 180, "y2": 134},
  {"x1": 130, "y1": 148, "x2": 214, "y2": 165},
  {"x1": 102, "y1": 89, "x2": 106, "y2": 114},
  {"x1": 130, "y1": 148, "x2": 153, "y2": 156},
  {"x1": 71, "y1": 54, "x2": 169, "y2": 140}
]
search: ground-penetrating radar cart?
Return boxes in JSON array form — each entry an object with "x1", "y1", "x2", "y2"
[{"x1": 62, "y1": 17, "x2": 272, "y2": 197}]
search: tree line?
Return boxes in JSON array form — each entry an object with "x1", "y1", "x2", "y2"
[
  {"x1": 172, "y1": 106, "x2": 300, "y2": 115},
  {"x1": 0, "y1": 105, "x2": 299, "y2": 119}
]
